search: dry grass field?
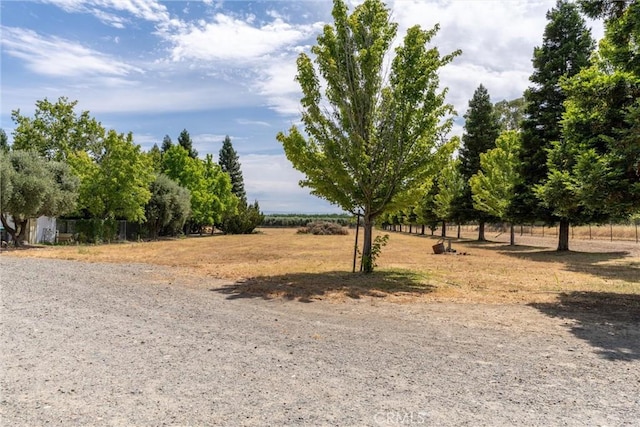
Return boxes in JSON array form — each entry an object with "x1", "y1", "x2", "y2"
[{"x1": 5, "y1": 228, "x2": 640, "y2": 310}]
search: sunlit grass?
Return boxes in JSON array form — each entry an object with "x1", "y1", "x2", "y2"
[{"x1": 7, "y1": 228, "x2": 640, "y2": 304}]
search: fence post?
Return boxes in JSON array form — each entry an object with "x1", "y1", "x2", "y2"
[{"x1": 610, "y1": 222, "x2": 613, "y2": 242}]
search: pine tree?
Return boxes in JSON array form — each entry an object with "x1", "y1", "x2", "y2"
[
  {"x1": 161, "y1": 135, "x2": 173, "y2": 153},
  {"x1": 453, "y1": 84, "x2": 500, "y2": 241},
  {"x1": 510, "y1": 0, "x2": 594, "y2": 226},
  {"x1": 177, "y1": 129, "x2": 198, "y2": 159},
  {"x1": 218, "y1": 135, "x2": 247, "y2": 205}
]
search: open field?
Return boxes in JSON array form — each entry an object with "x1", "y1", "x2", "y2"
[{"x1": 5, "y1": 227, "x2": 640, "y2": 308}]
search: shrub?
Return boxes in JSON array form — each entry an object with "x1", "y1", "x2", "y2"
[{"x1": 297, "y1": 221, "x2": 349, "y2": 235}]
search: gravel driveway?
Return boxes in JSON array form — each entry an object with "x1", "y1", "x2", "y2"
[{"x1": 1, "y1": 256, "x2": 639, "y2": 426}]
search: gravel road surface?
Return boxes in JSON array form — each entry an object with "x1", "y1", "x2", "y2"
[{"x1": 1, "y1": 257, "x2": 639, "y2": 426}]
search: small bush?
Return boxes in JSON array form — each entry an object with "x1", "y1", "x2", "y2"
[{"x1": 297, "y1": 221, "x2": 349, "y2": 235}]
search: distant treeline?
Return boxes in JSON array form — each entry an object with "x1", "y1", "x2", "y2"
[{"x1": 261, "y1": 214, "x2": 354, "y2": 228}]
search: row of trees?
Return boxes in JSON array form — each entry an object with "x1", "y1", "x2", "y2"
[
  {"x1": 280, "y1": 0, "x2": 639, "y2": 273},
  {"x1": 0, "y1": 98, "x2": 262, "y2": 245}
]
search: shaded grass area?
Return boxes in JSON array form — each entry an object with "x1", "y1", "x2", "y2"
[
  {"x1": 211, "y1": 270, "x2": 435, "y2": 303},
  {"x1": 499, "y1": 248, "x2": 639, "y2": 283},
  {"x1": 531, "y1": 292, "x2": 640, "y2": 361}
]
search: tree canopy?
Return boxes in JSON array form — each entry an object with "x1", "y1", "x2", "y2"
[
  {"x1": 510, "y1": 0, "x2": 595, "y2": 228},
  {"x1": 11, "y1": 97, "x2": 105, "y2": 161},
  {"x1": 218, "y1": 135, "x2": 247, "y2": 205},
  {"x1": 0, "y1": 150, "x2": 79, "y2": 245},
  {"x1": 277, "y1": 0, "x2": 459, "y2": 272}
]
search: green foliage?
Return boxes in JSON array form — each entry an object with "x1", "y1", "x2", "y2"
[
  {"x1": 0, "y1": 129, "x2": 8, "y2": 152},
  {"x1": 277, "y1": 0, "x2": 459, "y2": 272},
  {"x1": 161, "y1": 135, "x2": 173, "y2": 153},
  {"x1": 74, "y1": 218, "x2": 118, "y2": 244},
  {"x1": 452, "y1": 84, "x2": 501, "y2": 227},
  {"x1": 147, "y1": 143, "x2": 163, "y2": 173},
  {"x1": 162, "y1": 145, "x2": 234, "y2": 232},
  {"x1": 218, "y1": 200, "x2": 264, "y2": 234},
  {"x1": 470, "y1": 131, "x2": 522, "y2": 220},
  {"x1": 218, "y1": 135, "x2": 247, "y2": 204},
  {"x1": 360, "y1": 234, "x2": 389, "y2": 271},
  {"x1": 296, "y1": 220, "x2": 348, "y2": 235},
  {"x1": 494, "y1": 98, "x2": 525, "y2": 131},
  {"x1": 0, "y1": 150, "x2": 79, "y2": 246},
  {"x1": 11, "y1": 97, "x2": 105, "y2": 161},
  {"x1": 261, "y1": 214, "x2": 352, "y2": 228},
  {"x1": 145, "y1": 174, "x2": 191, "y2": 238},
  {"x1": 70, "y1": 130, "x2": 154, "y2": 222},
  {"x1": 511, "y1": 0, "x2": 594, "y2": 224},
  {"x1": 434, "y1": 155, "x2": 465, "y2": 223},
  {"x1": 177, "y1": 129, "x2": 198, "y2": 159}
]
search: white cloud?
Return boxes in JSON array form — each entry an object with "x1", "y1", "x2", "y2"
[
  {"x1": 236, "y1": 119, "x2": 271, "y2": 127},
  {"x1": 44, "y1": 0, "x2": 171, "y2": 27},
  {"x1": 0, "y1": 27, "x2": 142, "y2": 78},
  {"x1": 167, "y1": 13, "x2": 320, "y2": 63}
]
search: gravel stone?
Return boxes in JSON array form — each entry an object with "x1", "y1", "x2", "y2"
[{"x1": 1, "y1": 256, "x2": 639, "y2": 426}]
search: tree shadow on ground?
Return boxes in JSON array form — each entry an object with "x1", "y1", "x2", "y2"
[
  {"x1": 210, "y1": 270, "x2": 435, "y2": 303},
  {"x1": 498, "y1": 246, "x2": 639, "y2": 283},
  {"x1": 530, "y1": 292, "x2": 640, "y2": 361}
]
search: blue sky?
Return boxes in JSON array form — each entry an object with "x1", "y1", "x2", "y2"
[{"x1": 1, "y1": 0, "x2": 604, "y2": 213}]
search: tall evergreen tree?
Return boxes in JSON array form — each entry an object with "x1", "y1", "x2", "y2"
[
  {"x1": 218, "y1": 135, "x2": 247, "y2": 205},
  {"x1": 161, "y1": 135, "x2": 173, "y2": 153},
  {"x1": 536, "y1": 0, "x2": 640, "y2": 251},
  {"x1": 510, "y1": 0, "x2": 595, "y2": 228},
  {"x1": 177, "y1": 129, "x2": 198, "y2": 159},
  {"x1": 452, "y1": 84, "x2": 500, "y2": 241}
]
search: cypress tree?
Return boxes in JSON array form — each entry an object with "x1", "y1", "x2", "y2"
[
  {"x1": 453, "y1": 84, "x2": 500, "y2": 241},
  {"x1": 510, "y1": 0, "x2": 594, "y2": 225},
  {"x1": 218, "y1": 135, "x2": 246, "y2": 205}
]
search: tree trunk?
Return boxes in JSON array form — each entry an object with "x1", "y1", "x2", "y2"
[
  {"x1": 441, "y1": 221, "x2": 446, "y2": 237},
  {"x1": 557, "y1": 219, "x2": 570, "y2": 251},
  {"x1": 421, "y1": 224, "x2": 425, "y2": 235},
  {"x1": 510, "y1": 223, "x2": 515, "y2": 246},
  {"x1": 361, "y1": 213, "x2": 374, "y2": 273},
  {"x1": 478, "y1": 221, "x2": 486, "y2": 241},
  {"x1": 457, "y1": 224, "x2": 461, "y2": 239}
]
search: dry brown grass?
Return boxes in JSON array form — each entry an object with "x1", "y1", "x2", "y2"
[{"x1": 5, "y1": 228, "x2": 640, "y2": 305}]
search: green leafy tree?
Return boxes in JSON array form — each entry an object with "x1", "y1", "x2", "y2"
[
  {"x1": 162, "y1": 146, "x2": 233, "y2": 233},
  {"x1": 452, "y1": 84, "x2": 501, "y2": 241},
  {"x1": 510, "y1": 0, "x2": 594, "y2": 229},
  {"x1": 70, "y1": 131, "x2": 154, "y2": 221},
  {"x1": 494, "y1": 98, "x2": 525, "y2": 131},
  {"x1": 277, "y1": 0, "x2": 459, "y2": 272},
  {"x1": 147, "y1": 143, "x2": 163, "y2": 173},
  {"x1": 178, "y1": 129, "x2": 198, "y2": 159},
  {"x1": 145, "y1": 174, "x2": 191, "y2": 238},
  {"x1": 218, "y1": 135, "x2": 247, "y2": 205},
  {"x1": 470, "y1": 131, "x2": 521, "y2": 245},
  {"x1": 218, "y1": 201, "x2": 264, "y2": 235},
  {"x1": 0, "y1": 150, "x2": 79, "y2": 246},
  {"x1": 434, "y1": 156, "x2": 465, "y2": 237},
  {"x1": 537, "y1": 0, "x2": 640, "y2": 251},
  {"x1": 0, "y1": 129, "x2": 9, "y2": 152},
  {"x1": 11, "y1": 97, "x2": 105, "y2": 161}
]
